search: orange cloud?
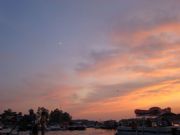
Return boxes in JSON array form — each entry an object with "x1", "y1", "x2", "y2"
[
  {"x1": 112, "y1": 22, "x2": 180, "y2": 46},
  {"x1": 4, "y1": 20, "x2": 180, "y2": 120},
  {"x1": 75, "y1": 22, "x2": 180, "y2": 119},
  {"x1": 79, "y1": 22, "x2": 180, "y2": 80},
  {"x1": 75, "y1": 79, "x2": 180, "y2": 120}
]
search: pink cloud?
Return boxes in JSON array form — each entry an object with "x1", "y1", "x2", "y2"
[{"x1": 74, "y1": 22, "x2": 180, "y2": 119}]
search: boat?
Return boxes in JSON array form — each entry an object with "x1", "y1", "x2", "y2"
[
  {"x1": 68, "y1": 125, "x2": 86, "y2": 130},
  {"x1": 115, "y1": 126, "x2": 180, "y2": 135},
  {"x1": 47, "y1": 125, "x2": 66, "y2": 131},
  {"x1": 0, "y1": 128, "x2": 19, "y2": 135},
  {"x1": 115, "y1": 107, "x2": 180, "y2": 135}
]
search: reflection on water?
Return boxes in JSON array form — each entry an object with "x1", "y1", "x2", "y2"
[
  {"x1": 48, "y1": 128, "x2": 115, "y2": 135},
  {"x1": 20, "y1": 128, "x2": 115, "y2": 135}
]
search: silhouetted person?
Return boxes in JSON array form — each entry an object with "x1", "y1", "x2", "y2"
[
  {"x1": 29, "y1": 109, "x2": 38, "y2": 135},
  {"x1": 40, "y1": 111, "x2": 47, "y2": 135},
  {"x1": 131, "y1": 121, "x2": 137, "y2": 130}
]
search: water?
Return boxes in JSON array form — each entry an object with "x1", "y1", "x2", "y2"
[{"x1": 20, "y1": 128, "x2": 115, "y2": 135}]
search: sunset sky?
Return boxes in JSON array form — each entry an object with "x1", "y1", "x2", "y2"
[{"x1": 0, "y1": 0, "x2": 180, "y2": 120}]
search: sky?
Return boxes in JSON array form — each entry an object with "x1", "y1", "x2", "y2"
[{"x1": 0, "y1": 0, "x2": 180, "y2": 120}]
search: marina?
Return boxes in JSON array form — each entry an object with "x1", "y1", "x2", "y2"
[
  {"x1": 1, "y1": 0, "x2": 180, "y2": 135},
  {"x1": 115, "y1": 126, "x2": 180, "y2": 135},
  {"x1": 115, "y1": 107, "x2": 180, "y2": 135}
]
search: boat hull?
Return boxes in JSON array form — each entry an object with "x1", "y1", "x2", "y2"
[{"x1": 115, "y1": 126, "x2": 180, "y2": 135}]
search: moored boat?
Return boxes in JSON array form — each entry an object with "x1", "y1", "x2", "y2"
[
  {"x1": 68, "y1": 125, "x2": 86, "y2": 130},
  {"x1": 0, "y1": 128, "x2": 18, "y2": 135},
  {"x1": 115, "y1": 126, "x2": 180, "y2": 135},
  {"x1": 47, "y1": 125, "x2": 66, "y2": 131}
]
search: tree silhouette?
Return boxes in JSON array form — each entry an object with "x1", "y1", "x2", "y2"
[{"x1": 49, "y1": 108, "x2": 72, "y2": 125}]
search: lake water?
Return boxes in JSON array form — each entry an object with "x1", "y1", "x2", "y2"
[
  {"x1": 20, "y1": 128, "x2": 115, "y2": 135},
  {"x1": 48, "y1": 129, "x2": 115, "y2": 135}
]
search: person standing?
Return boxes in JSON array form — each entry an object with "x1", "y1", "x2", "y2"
[
  {"x1": 40, "y1": 111, "x2": 47, "y2": 135},
  {"x1": 29, "y1": 109, "x2": 38, "y2": 135}
]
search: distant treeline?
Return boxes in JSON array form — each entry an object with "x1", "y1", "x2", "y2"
[{"x1": 0, "y1": 107, "x2": 72, "y2": 130}]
